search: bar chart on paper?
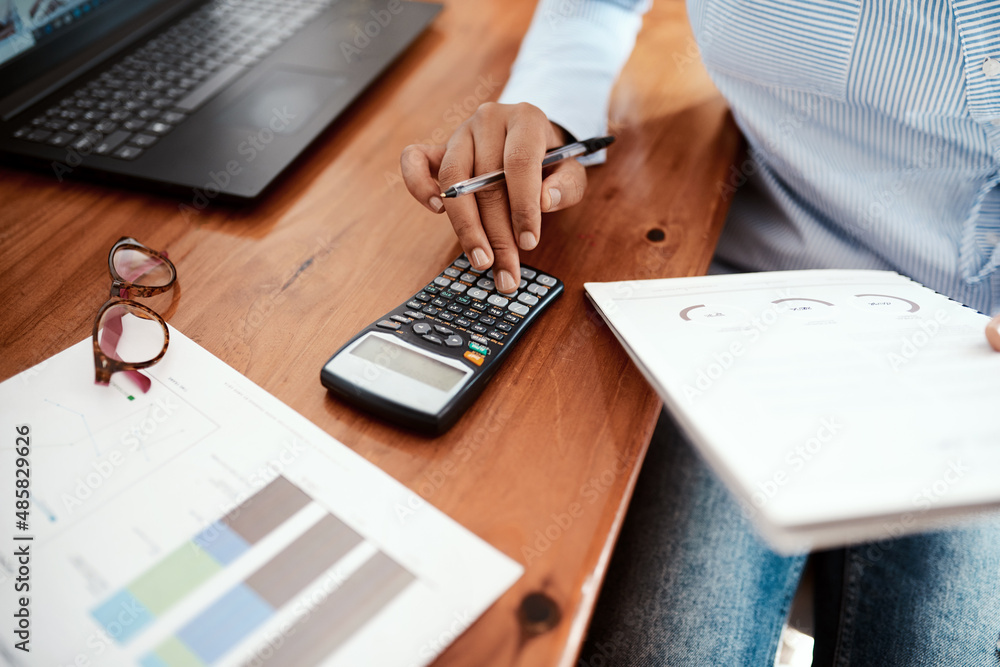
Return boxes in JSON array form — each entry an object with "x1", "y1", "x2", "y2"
[
  {"x1": 92, "y1": 476, "x2": 416, "y2": 666},
  {"x1": 0, "y1": 330, "x2": 523, "y2": 667}
]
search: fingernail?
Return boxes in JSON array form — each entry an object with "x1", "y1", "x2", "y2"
[
  {"x1": 471, "y1": 247, "x2": 489, "y2": 269},
  {"x1": 547, "y1": 188, "x2": 561, "y2": 210},
  {"x1": 519, "y1": 231, "x2": 537, "y2": 250},
  {"x1": 987, "y1": 313, "x2": 1000, "y2": 352},
  {"x1": 497, "y1": 270, "x2": 516, "y2": 293},
  {"x1": 429, "y1": 196, "x2": 444, "y2": 213}
]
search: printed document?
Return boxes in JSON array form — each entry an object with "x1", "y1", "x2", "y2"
[
  {"x1": 585, "y1": 270, "x2": 1000, "y2": 552},
  {"x1": 0, "y1": 328, "x2": 521, "y2": 665}
]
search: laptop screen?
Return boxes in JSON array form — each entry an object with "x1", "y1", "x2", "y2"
[
  {"x1": 0, "y1": 0, "x2": 198, "y2": 119},
  {"x1": 0, "y1": 0, "x2": 116, "y2": 67}
]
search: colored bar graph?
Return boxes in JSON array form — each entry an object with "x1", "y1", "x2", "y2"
[
  {"x1": 257, "y1": 551, "x2": 415, "y2": 665},
  {"x1": 246, "y1": 514, "x2": 363, "y2": 607},
  {"x1": 193, "y1": 521, "x2": 251, "y2": 566},
  {"x1": 174, "y1": 585, "x2": 274, "y2": 663},
  {"x1": 92, "y1": 475, "x2": 416, "y2": 665},
  {"x1": 221, "y1": 476, "x2": 310, "y2": 544},
  {"x1": 90, "y1": 476, "x2": 308, "y2": 644},
  {"x1": 141, "y1": 636, "x2": 204, "y2": 667},
  {"x1": 128, "y1": 540, "x2": 223, "y2": 615},
  {"x1": 148, "y1": 510, "x2": 365, "y2": 664},
  {"x1": 90, "y1": 589, "x2": 155, "y2": 644}
]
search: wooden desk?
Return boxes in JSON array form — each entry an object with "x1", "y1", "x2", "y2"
[{"x1": 0, "y1": 1, "x2": 739, "y2": 664}]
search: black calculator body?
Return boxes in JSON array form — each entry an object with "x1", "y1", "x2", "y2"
[{"x1": 321, "y1": 254, "x2": 563, "y2": 434}]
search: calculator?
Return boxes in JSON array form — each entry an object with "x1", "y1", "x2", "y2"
[{"x1": 320, "y1": 254, "x2": 563, "y2": 433}]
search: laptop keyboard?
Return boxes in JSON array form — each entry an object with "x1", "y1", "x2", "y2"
[{"x1": 12, "y1": 0, "x2": 333, "y2": 161}]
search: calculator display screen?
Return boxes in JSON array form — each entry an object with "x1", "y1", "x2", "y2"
[{"x1": 350, "y1": 336, "x2": 466, "y2": 392}]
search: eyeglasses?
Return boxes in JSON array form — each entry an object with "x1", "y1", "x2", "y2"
[{"x1": 92, "y1": 237, "x2": 176, "y2": 391}]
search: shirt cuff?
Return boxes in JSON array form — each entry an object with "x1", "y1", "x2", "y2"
[{"x1": 498, "y1": 0, "x2": 647, "y2": 165}]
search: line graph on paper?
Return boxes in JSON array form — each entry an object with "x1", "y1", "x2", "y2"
[{"x1": 1, "y1": 369, "x2": 218, "y2": 533}]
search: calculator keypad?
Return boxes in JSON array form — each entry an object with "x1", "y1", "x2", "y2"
[{"x1": 385, "y1": 254, "x2": 561, "y2": 365}]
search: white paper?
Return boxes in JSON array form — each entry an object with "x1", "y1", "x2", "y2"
[
  {"x1": 0, "y1": 328, "x2": 522, "y2": 666},
  {"x1": 585, "y1": 270, "x2": 1000, "y2": 552}
]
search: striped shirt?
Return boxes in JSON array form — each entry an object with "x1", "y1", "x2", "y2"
[{"x1": 499, "y1": 0, "x2": 1000, "y2": 315}]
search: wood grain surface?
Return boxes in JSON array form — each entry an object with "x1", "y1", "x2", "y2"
[{"x1": 0, "y1": 1, "x2": 740, "y2": 665}]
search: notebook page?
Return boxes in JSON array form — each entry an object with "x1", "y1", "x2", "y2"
[{"x1": 586, "y1": 270, "x2": 1000, "y2": 544}]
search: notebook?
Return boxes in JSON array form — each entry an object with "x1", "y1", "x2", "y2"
[{"x1": 585, "y1": 270, "x2": 1000, "y2": 552}]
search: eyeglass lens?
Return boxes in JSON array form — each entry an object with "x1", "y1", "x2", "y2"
[
  {"x1": 112, "y1": 246, "x2": 174, "y2": 288},
  {"x1": 96, "y1": 302, "x2": 167, "y2": 364}
]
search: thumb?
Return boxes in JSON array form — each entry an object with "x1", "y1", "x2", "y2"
[
  {"x1": 541, "y1": 158, "x2": 587, "y2": 212},
  {"x1": 401, "y1": 143, "x2": 449, "y2": 213}
]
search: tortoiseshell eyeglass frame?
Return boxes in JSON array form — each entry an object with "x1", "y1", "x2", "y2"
[{"x1": 92, "y1": 237, "x2": 176, "y2": 385}]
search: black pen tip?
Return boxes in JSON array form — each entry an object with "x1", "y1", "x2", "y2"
[{"x1": 583, "y1": 135, "x2": 616, "y2": 153}]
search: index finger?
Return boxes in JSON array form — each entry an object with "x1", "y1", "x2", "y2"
[{"x1": 437, "y1": 126, "x2": 495, "y2": 271}]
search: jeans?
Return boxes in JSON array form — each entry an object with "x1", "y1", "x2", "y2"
[{"x1": 580, "y1": 409, "x2": 1000, "y2": 666}]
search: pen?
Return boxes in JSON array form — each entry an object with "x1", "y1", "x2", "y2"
[{"x1": 439, "y1": 135, "x2": 616, "y2": 199}]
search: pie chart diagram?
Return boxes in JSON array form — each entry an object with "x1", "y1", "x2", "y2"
[
  {"x1": 771, "y1": 297, "x2": 836, "y2": 316},
  {"x1": 852, "y1": 293, "x2": 920, "y2": 313},
  {"x1": 678, "y1": 304, "x2": 749, "y2": 323}
]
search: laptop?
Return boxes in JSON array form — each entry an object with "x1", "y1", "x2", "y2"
[{"x1": 0, "y1": 0, "x2": 441, "y2": 200}]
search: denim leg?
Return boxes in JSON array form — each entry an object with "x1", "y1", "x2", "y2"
[
  {"x1": 812, "y1": 519, "x2": 1000, "y2": 667},
  {"x1": 580, "y1": 408, "x2": 806, "y2": 666}
]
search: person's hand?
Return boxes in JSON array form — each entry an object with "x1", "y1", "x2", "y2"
[{"x1": 401, "y1": 102, "x2": 587, "y2": 293}]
